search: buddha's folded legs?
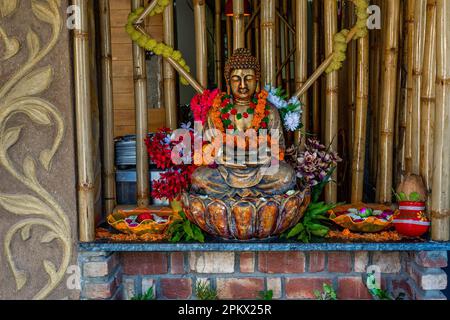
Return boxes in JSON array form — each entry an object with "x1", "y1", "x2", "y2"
[
  {"x1": 255, "y1": 161, "x2": 297, "y2": 196},
  {"x1": 190, "y1": 166, "x2": 232, "y2": 197}
]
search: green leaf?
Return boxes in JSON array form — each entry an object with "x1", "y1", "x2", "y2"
[
  {"x1": 236, "y1": 113, "x2": 242, "y2": 120},
  {"x1": 287, "y1": 223, "x2": 304, "y2": 238},
  {"x1": 399, "y1": 192, "x2": 408, "y2": 201},
  {"x1": 409, "y1": 192, "x2": 421, "y2": 201},
  {"x1": 183, "y1": 221, "x2": 194, "y2": 238}
]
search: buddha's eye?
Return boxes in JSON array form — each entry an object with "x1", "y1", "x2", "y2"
[
  {"x1": 231, "y1": 76, "x2": 241, "y2": 82},
  {"x1": 245, "y1": 75, "x2": 254, "y2": 81}
]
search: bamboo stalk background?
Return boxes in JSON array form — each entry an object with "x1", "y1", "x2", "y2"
[
  {"x1": 233, "y1": 0, "x2": 245, "y2": 50},
  {"x1": 420, "y1": 0, "x2": 436, "y2": 194},
  {"x1": 215, "y1": 0, "x2": 223, "y2": 90},
  {"x1": 376, "y1": 0, "x2": 401, "y2": 204},
  {"x1": 194, "y1": 0, "x2": 208, "y2": 87},
  {"x1": 254, "y1": 0, "x2": 261, "y2": 61},
  {"x1": 346, "y1": 1, "x2": 356, "y2": 167},
  {"x1": 99, "y1": 0, "x2": 116, "y2": 215},
  {"x1": 132, "y1": 0, "x2": 149, "y2": 208},
  {"x1": 351, "y1": 33, "x2": 369, "y2": 203},
  {"x1": 226, "y1": 16, "x2": 232, "y2": 57},
  {"x1": 295, "y1": 0, "x2": 309, "y2": 141},
  {"x1": 74, "y1": 0, "x2": 95, "y2": 241},
  {"x1": 324, "y1": 0, "x2": 338, "y2": 203},
  {"x1": 404, "y1": 0, "x2": 415, "y2": 175},
  {"x1": 275, "y1": 1, "x2": 282, "y2": 87},
  {"x1": 410, "y1": 0, "x2": 427, "y2": 174},
  {"x1": 283, "y1": 0, "x2": 290, "y2": 97},
  {"x1": 431, "y1": 0, "x2": 450, "y2": 241},
  {"x1": 312, "y1": 0, "x2": 320, "y2": 135},
  {"x1": 163, "y1": 0, "x2": 177, "y2": 129},
  {"x1": 261, "y1": 0, "x2": 277, "y2": 86}
]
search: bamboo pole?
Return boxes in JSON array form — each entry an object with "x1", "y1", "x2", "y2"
[
  {"x1": 135, "y1": 0, "x2": 160, "y2": 25},
  {"x1": 376, "y1": 0, "x2": 401, "y2": 204},
  {"x1": 254, "y1": 0, "x2": 261, "y2": 62},
  {"x1": 163, "y1": 0, "x2": 177, "y2": 130},
  {"x1": 431, "y1": 0, "x2": 450, "y2": 241},
  {"x1": 404, "y1": 0, "x2": 415, "y2": 174},
  {"x1": 347, "y1": 1, "x2": 356, "y2": 166},
  {"x1": 226, "y1": 16, "x2": 232, "y2": 57},
  {"x1": 351, "y1": 34, "x2": 369, "y2": 203},
  {"x1": 312, "y1": 0, "x2": 320, "y2": 135},
  {"x1": 132, "y1": 0, "x2": 149, "y2": 208},
  {"x1": 369, "y1": 0, "x2": 382, "y2": 187},
  {"x1": 233, "y1": 0, "x2": 245, "y2": 50},
  {"x1": 323, "y1": 0, "x2": 338, "y2": 203},
  {"x1": 99, "y1": 0, "x2": 116, "y2": 215},
  {"x1": 420, "y1": 0, "x2": 436, "y2": 194},
  {"x1": 410, "y1": 0, "x2": 427, "y2": 174},
  {"x1": 275, "y1": 1, "x2": 282, "y2": 87},
  {"x1": 283, "y1": 0, "x2": 291, "y2": 96},
  {"x1": 74, "y1": 0, "x2": 95, "y2": 242},
  {"x1": 261, "y1": 0, "x2": 276, "y2": 86},
  {"x1": 246, "y1": 1, "x2": 253, "y2": 52},
  {"x1": 215, "y1": 0, "x2": 223, "y2": 90},
  {"x1": 194, "y1": 0, "x2": 208, "y2": 87},
  {"x1": 135, "y1": 26, "x2": 205, "y2": 94},
  {"x1": 295, "y1": 0, "x2": 308, "y2": 140}
]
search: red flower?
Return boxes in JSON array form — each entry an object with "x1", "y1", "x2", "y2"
[
  {"x1": 243, "y1": 112, "x2": 249, "y2": 119},
  {"x1": 227, "y1": 124, "x2": 234, "y2": 130},
  {"x1": 230, "y1": 108, "x2": 237, "y2": 115},
  {"x1": 222, "y1": 113, "x2": 230, "y2": 120},
  {"x1": 261, "y1": 122, "x2": 267, "y2": 129}
]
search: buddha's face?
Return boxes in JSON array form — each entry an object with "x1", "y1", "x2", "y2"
[{"x1": 229, "y1": 69, "x2": 257, "y2": 101}]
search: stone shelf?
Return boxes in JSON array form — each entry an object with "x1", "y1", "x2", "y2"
[{"x1": 79, "y1": 240, "x2": 450, "y2": 252}]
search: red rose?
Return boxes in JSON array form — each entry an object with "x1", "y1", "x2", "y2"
[
  {"x1": 230, "y1": 109, "x2": 237, "y2": 115},
  {"x1": 261, "y1": 122, "x2": 267, "y2": 129},
  {"x1": 221, "y1": 113, "x2": 230, "y2": 120},
  {"x1": 243, "y1": 112, "x2": 249, "y2": 118},
  {"x1": 137, "y1": 213, "x2": 154, "y2": 223},
  {"x1": 227, "y1": 124, "x2": 234, "y2": 130}
]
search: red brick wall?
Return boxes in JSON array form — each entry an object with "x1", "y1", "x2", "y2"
[{"x1": 78, "y1": 251, "x2": 448, "y2": 300}]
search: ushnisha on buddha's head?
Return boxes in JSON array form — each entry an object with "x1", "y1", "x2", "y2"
[{"x1": 224, "y1": 48, "x2": 261, "y2": 101}]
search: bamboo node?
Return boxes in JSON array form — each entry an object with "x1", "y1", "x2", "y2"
[
  {"x1": 430, "y1": 210, "x2": 450, "y2": 220},
  {"x1": 436, "y1": 77, "x2": 450, "y2": 85},
  {"x1": 261, "y1": 22, "x2": 275, "y2": 28}
]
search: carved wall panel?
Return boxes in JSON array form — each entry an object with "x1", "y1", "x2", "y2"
[{"x1": 0, "y1": 0, "x2": 79, "y2": 299}]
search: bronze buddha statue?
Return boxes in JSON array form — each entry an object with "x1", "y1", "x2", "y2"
[
  {"x1": 191, "y1": 48, "x2": 297, "y2": 198},
  {"x1": 182, "y1": 49, "x2": 309, "y2": 240}
]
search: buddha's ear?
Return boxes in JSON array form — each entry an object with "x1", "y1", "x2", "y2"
[
  {"x1": 226, "y1": 83, "x2": 231, "y2": 95},
  {"x1": 256, "y1": 81, "x2": 260, "y2": 93}
]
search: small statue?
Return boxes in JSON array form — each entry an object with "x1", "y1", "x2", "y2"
[{"x1": 191, "y1": 48, "x2": 297, "y2": 198}]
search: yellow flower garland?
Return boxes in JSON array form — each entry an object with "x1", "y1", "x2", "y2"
[
  {"x1": 325, "y1": 0, "x2": 369, "y2": 73},
  {"x1": 125, "y1": 3, "x2": 191, "y2": 85}
]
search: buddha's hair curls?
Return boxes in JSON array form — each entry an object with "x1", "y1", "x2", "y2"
[{"x1": 224, "y1": 48, "x2": 261, "y2": 83}]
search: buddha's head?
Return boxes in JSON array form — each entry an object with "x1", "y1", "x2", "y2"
[{"x1": 224, "y1": 48, "x2": 260, "y2": 101}]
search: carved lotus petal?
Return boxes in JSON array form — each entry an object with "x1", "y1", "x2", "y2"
[
  {"x1": 256, "y1": 201, "x2": 279, "y2": 238},
  {"x1": 231, "y1": 201, "x2": 256, "y2": 240},
  {"x1": 188, "y1": 197, "x2": 207, "y2": 232},
  {"x1": 206, "y1": 200, "x2": 229, "y2": 237}
]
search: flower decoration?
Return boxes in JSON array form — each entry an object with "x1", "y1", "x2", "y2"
[
  {"x1": 264, "y1": 85, "x2": 303, "y2": 131},
  {"x1": 190, "y1": 89, "x2": 220, "y2": 125},
  {"x1": 295, "y1": 138, "x2": 342, "y2": 188},
  {"x1": 145, "y1": 127, "x2": 197, "y2": 201}
]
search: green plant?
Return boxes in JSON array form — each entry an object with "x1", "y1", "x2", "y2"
[
  {"x1": 365, "y1": 272, "x2": 405, "y2": 300},
  {"x1": 281, "y1": 202, "x2": 338, "y2": 243},
  {"x1": 168, "y1": 211, "x2": 205, "y2": 243},
  {"x1": 131, "y1": 287, "x2": 155, "y2": 300},
  {"x1": 195, "y1": 280, "x2": 218, "y2": 300},
  {"x1": 257, "y1": 290, "x2": 273, "y2": 300},
  {"x1": 392, "y1": 188, "x2": 422, "y2": 202},
  {"x1": 314, "y1": 284, "x2": 337, "y2": 300}
]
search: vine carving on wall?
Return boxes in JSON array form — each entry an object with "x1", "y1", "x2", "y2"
[{"x1": 0, "y1": 0, "x2": 71, "y2": 300}]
